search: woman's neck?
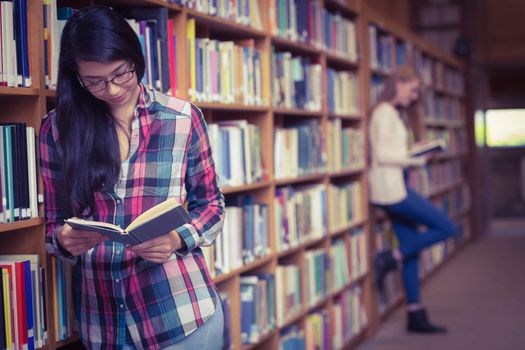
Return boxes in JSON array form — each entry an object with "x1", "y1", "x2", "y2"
[{"x1": 111, "y1": 85, "x2": 140, "y2": 127}]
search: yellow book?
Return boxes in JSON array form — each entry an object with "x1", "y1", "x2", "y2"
[
  {"x1": 186, "y1": 18, "x2": 196, "y2": 101},
  {"x1": 2, "y1": 268, "x2": 13, "y2": 350}
]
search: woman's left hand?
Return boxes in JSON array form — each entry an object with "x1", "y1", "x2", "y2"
[{"x1": 128, "y1": 231, "x2": 186, "y2": 263}]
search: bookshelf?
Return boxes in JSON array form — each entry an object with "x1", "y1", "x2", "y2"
[
  {"x1": 0, "y1": 1, "x2": 471, "y2": 350},
  {"x1": 363, "y1": 3, "x2": 472, "y2": 325}
]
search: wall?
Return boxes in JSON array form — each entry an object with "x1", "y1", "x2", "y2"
[
  {"x1": 365, "y1": 0, "x2": 411, "y2": 31},
  {"x1": 488, "y1": 149, "x2": 525, "y2": 218}
]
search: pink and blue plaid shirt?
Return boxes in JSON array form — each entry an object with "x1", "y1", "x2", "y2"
[{"x1": 39, "y1": 85, "x2": 225, "y2": 350}]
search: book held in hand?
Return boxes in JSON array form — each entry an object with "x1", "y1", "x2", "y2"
[
  {"x1": 408, "y1": 139, "x2": 447, "y2": 158},
  {"x1": 65, "y1": 198, "x2": 191, "y2": 245}
]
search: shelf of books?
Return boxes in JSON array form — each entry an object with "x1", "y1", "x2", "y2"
[
  {"x1": 363, "y1": 3, "x2": 472, "y2": 323},
  {"x1": 0, "y1": 1, "x2": 472, "y2": 350}
]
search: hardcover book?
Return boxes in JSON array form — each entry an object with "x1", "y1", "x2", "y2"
[
  {"x1": 65, "y1": 198, "x2": 191, "y2": 245},
  {"x1": 408, "y1": 139, "x2": 447, "y2": 158}
]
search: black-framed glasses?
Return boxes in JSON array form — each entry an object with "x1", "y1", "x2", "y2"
[{"x1": 78, "y1": 69, "x2": 135, "y2": 93}]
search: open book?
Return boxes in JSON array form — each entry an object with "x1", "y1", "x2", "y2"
[
  {"x1": 65, "y1": 198, "x2": 191, "y2": 245},
  {"x1": 408, "y1": 139, "x2": 447, "y2": 158}
]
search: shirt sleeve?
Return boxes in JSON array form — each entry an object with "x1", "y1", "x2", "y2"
[
  {"x1": 370, "y1": 106, "x2": 421, "y2": 168},
  {"x1": 39, "y1": 114, "x2": 78, "y2": 264},
  {"x1": 175, "y1": 104, "x2": 225, "y2": 256}
]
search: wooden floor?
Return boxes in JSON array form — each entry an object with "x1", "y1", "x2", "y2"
[{"x1": 357, "y1": 218, "x2": 525, "y2": 350}]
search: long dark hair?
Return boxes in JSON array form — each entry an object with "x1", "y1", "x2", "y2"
[{"x1": 56, "y1": 5, "x2": 145, "y2": 217}]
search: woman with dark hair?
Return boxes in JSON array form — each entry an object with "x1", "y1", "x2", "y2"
[
  {"x1": 39, "y1": 6, "x2": 225, "y2": 349},
  {"x1": 368, "y1": 65, "x2": 456, "y2": 333}
]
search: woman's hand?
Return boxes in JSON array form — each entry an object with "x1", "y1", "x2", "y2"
[
  {"x1": 128, "y1": 231, "x2": 186, "y2": 263},
  {"x1": 58, "y1": 223, "x2": 107, "y2": 256}
]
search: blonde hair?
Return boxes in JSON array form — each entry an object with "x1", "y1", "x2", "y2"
[{"x1": 377, "y1": 64, "x2": 421, "y2": 105}]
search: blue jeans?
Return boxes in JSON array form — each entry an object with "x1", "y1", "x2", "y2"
[
  {"x1": 381, "y1": 187, "x2": 456, "y2": 303},
  {"x1": 122, "y1": 290, "x2": 224, "y2": 350}
]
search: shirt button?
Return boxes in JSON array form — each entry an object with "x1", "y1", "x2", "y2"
[
  {"x1": 119, "y1": 304, "x2": 124, "y2": 309},
  {"x1": 116, "y1": 278, "x2": 120, "y2": 283},
  {"x1": 116, "y1": 251, "x2": 121, "y2": 255}
]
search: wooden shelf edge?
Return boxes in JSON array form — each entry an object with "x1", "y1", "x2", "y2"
[
  {"x1": 272, "y1": 107, "x2": 323, "y2": 117},
  {"x1": 329, "y1": 166, "x2": 366, "y2": 178},
  {"x1": 274, "y1": 173, "x2": 326, "y2": 186},
  {"x1": 329, "y1": 218, "x2": 367, "y2": 236},
  {"x1": 271, "y1": 36, "x2": 323, "y2": 56},
  {"x1": 0, "y1": 86, "x2": 39, "y2": 96},
  {"x1": 185, "y1": 8, "x2": 267, "y2": 38},
  {"x1": 222, "y1": 180, "x2": 272, "y2": 195},
  {"x1": 196, "y1": 102, "x2": 269, "y2": 112},
  {"x1": 0, "y1": 218, "x2": 45, "y2": 233},
  {"x1": 242, "y1": 328, "x2": 277, "y2": 350},
  {"x1": 213, "y1": 254, "x2": 274, "y2": 284}
]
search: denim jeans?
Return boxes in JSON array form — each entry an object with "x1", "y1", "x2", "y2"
[
  {"x1": 381, "y1": 187, "x2": 456, "y2": 303},
  {"x1": 122, "y1": 290, "x2": 224, "y2": 350}
]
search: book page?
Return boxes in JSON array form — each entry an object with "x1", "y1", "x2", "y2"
[
  {"x1": 65, "y1": 218, "x2": 123, "y2": 232},
  {"x1": 125, "y1": 198, "x2": 179, "y2": 232}
]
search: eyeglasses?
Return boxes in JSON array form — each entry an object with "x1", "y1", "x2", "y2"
[{"x1": 79, "y1": 69, "x2": 135, "y2": 93}]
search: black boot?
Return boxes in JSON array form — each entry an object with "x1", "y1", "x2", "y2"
[
  {"x1": 374, "y1": 250, "x2": 399, "y2": 292},
  {"x1": 407, "y1": 308, "x2": 447, "y2": 333}
]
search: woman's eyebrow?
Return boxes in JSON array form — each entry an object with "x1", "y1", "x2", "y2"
[{"x1": 82, "y1": 62, "x2": 129, "y2": 79}]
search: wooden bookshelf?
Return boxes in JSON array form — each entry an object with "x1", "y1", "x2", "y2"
[
  {"x1": 362, "y1": 0, "x2": 472, "y2": 333},
  {"x1": 0, "y1": 1, "x2": 473, "y2": 349}
]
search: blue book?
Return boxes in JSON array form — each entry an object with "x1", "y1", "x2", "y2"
[
  {"x1": 119, "y1": 7, "x2": 170, "y2": 93},
  {"x1": 239, "y1": 280, "x2": 256, "y2": 344},
  {"x1": 22, "y1": 260, "x2": 34, "y2": 350}
]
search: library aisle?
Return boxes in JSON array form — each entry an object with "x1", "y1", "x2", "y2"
[{"x1": 357, "y1": 218, "x2": 525, "y2": 350}]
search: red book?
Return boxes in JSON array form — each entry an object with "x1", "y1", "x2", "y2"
[{"x1": 167, "y1": 19, "x2": 177, "y2": 96}]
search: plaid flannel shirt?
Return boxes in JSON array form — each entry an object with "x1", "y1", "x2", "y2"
[{"x1": 39, "y1": 84, "x2": 225, "y2": 350}]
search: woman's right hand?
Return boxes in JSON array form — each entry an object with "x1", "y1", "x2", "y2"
[{"x1": 57, "y1": 223, "x2": 107, "y2": 256}]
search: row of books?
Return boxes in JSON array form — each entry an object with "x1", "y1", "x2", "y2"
[
  {"x1": 330, "y1": 229, "x2": 369, "y2": 292},
  {"x1": 207, "y1": 120, "x2": 264, "y2": 188},
  {"x1": 0, "y1": 0, "x2": 31, "y2": 87},
  {"x1": 274, "y1": 184, "x2": 327, "y2": 253},
  {"x1": 326, "y1": 121, "x2": 365, "y2": 173},
  {"x1": 326, "y1": 69, "x2": 360, "y2": 116},
  {"x1": 240, "y1": 274, "x2": 276, "y2": 344},
  {"x1": 203, "y1": 198, "x2": 270, "y2": 277},
  {"x1": 415, "y1": 49, "x2": 464, "y2": 94},
  {"x1": 305, "y1": 249, "x2": 330, "y2": 307},
  {"x1": 45, "y1": 5, "x2": 179, "y2": 95},
  {"x1": 279, "y1": 294, "x2": 369, "y2": 350},
  {"x1": 50, "y1": 258, "x2": 76, "y2": 342},
  {"x1": 368, "y1": 25, "x2": 395, "y2": 72},
  {"x1": 370, "y1": 74, "x2": 384, "y2": 106},
  {"x1": 426, "y1": 128, "x2": 468, "y2": 155},
  {"x1": 327, "y1": 181, "x2": 364, "y2": 232},
  {"x1": 274, "y1": 120, "x2": 326, "y2": 180},
  {"x1": 431, "y1": 185, "x2": 471, "y2": 218},
  {"x1": 187, "y1": 21, "x2": 264, "y2": 105},
  {"x1": 182, "y1": 0, "x2": 263, "y2": 31},
  {"x1": 270, "y1": 0, "x2": 324, "y2": 48},
  {"x1": 275, "y1": 264, "x2": 302, "y2": 327},
  {"x1": 424, "y1": 91, "x2": 463, "y2": 123},
  {"x1": 304, "y1": 310, "x2": 330, "y2": 349},
  {"x1": 407, "y1": 159, "x2": 464, "y2": 196},
  {"x1": 433, "y1": 61, "x2": 465, "y2": 93},
  {"x1": 332, "y1": 287, "x2": 368, "y2": 349},
  {"x1": 322, "y1": 10, "x2": 358, "y2": 60},
  {"x1": 272, "y1": 51, "x2": 322, "y2": 111},
  {"x1": 0, "y1": 255, "x2": 47, "y2": 350},
  {"x1": 0, "y1": 123, "x2": 39, "y2": 223}
]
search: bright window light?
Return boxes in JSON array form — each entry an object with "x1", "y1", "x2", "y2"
[{"x1": 485, "y1": 109, "x2": 525, "y2": 147}]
